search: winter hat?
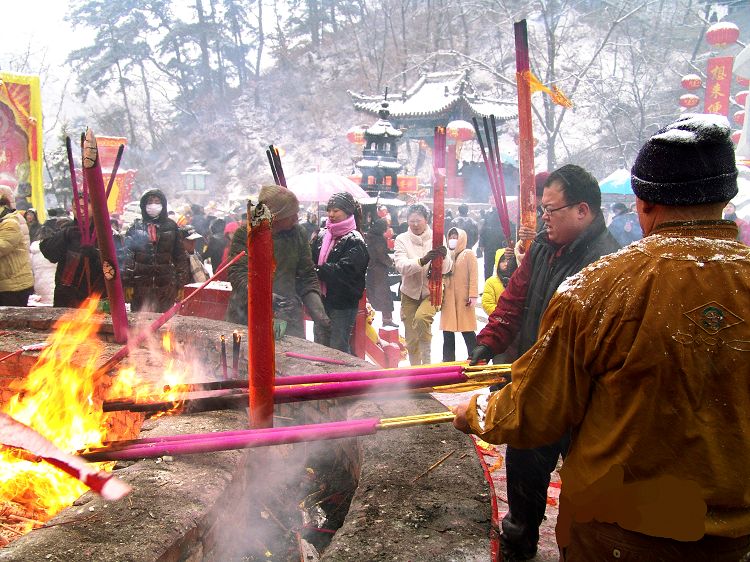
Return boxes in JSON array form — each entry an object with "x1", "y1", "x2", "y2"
[
  {"x1": 259, "y1": 184, "x2": 299, "y2": 221},
  {"x1": 326, "y1": 192, "x2": 358, "y2": 216},
  {"x1": 631, "y1": 114, "x2": 738, "y2": 206},
  {"x1": 0, "y1": 185, "x2": 14, "y2": 207}
]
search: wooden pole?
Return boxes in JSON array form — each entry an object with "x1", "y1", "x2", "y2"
[
  {"x1": 247, "y1": 201, "x2": 275, "y2": 428},
  {"x1": 514, "y1": 20, "x2": 537, "y2": 251},
  {"x1": 83, "y1": 129, "x2": 129, "y2": 344}
]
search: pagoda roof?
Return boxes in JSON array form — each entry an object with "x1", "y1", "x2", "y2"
[{"x1": 348, "y1": 69, "x2": 517, "y2": 121}]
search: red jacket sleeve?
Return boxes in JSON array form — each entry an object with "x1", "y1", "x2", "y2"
[{"x1": 477, "y1": 249, "x2": 532, "y2": 353}]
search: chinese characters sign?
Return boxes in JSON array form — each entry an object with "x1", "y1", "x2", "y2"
[{"x1": 704, "y1": 56, "x2": 734, "y2": 116}]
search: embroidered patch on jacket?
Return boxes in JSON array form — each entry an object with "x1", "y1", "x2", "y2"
[{"x1": 684, "y1": 301, "x2": 744, "y2": 335}]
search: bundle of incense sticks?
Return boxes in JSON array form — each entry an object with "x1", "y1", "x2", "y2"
[
  {"x1": 162, "y1": 364, "x2": 472, "y2": 393},
  {"x1": 471, "y1": 116, "x2": 512, "y2": 242},
  {"x1": 265, "y1": 144, "x2": 287, "y2": 187},
  {"x1": 82, "y1": 129, "x2": 129, "y2": 343},
  {"x1": 430, "y1": 126, "x2": 447, "y2": 306},
  {"x1": 102, "y1": 365, "x2": 510, "y2": 414},
  {"x1": 514, "y1": 19, "x2": 538, "y2": 251},
  {"x1": 81, "y1": 412, "x2": 456, "y2": 462}
]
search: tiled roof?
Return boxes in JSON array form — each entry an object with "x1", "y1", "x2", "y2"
[{"x1": 349, "y1": 69, "x2": 516, "y2": 120}]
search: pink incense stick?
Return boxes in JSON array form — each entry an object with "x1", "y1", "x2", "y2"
[
  {"x1": 81, "y1": 418, "x2": 380, "y2": 462},
  {"x1": 285, "y1": 352, "x2": 349, "y2": 365},
  {"x1": 278, "y1": 364, "x2": 461, "y2": 386},
  {"x1": 0, "y1": 413, "x2": 131, "y2": 500}
]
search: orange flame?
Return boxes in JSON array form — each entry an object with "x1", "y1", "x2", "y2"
[{"x1": 0, "y1": 297, "x2": 112, "y2": 527}]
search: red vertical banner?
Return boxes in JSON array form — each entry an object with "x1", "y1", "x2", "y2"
[{"x1": 704, "y1": 56, "x2": 734, "y2": 115}]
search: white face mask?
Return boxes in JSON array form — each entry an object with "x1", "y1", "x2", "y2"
[
  {"x1": 448, "y1": 239, "x2": 458, "y2": 250},
  {"x1": 146, "y1": 203, "x2": 162, "y2": 218}
]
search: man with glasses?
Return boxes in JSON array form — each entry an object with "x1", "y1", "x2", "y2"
[{"x1": 468, "y1": 163, "x2": 619, "y2": 560}]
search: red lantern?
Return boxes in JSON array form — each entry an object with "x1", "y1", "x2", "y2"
[
  {"x1": 679, "y1": 94, "x2": 700, "y2": 108},
  {"x1": 346, "y1": 125, "x2": 366, "y2": 145},
  {"x1": 446, "y1": 120, "x2": 475, "y2": 142},
  {"x1": 737, "y1": 91, "x2": 749, "y2": 106},
  {"x1": 681, "y1": 74, "x2": 702, "y2": 90},
  {"x1": 734, "y1": 110, "x2": 746, "y2": 126},
  {"x1": 732, "y1": 130, "x2": 742, "y2": 145},
  {"x1": 705, "y1": 22, "x2": 740, "y2": 49},
  {"x1": 739, "y1": 76, "x2": 750, "y2": 88}
]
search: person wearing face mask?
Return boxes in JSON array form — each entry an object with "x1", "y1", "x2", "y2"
[
  {"x1": 121, "y1": 189, "x2": 190, "y2": 312},
  {"x1": 310, "y1": 192, "x2": 369, "y2": 354},
  {"x1": 439, "y1": 227, "x2": 478, "y2": 362},
  {"x1": 393, "y1": 204, "x2": 452, "y2": 365}
]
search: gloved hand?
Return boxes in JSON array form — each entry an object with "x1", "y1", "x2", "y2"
[
  {"x1": 469, "y1": 344, "x2": 494, "y2": 366},
  {"x1": 302, "y1": 292, "x2": 331, "y2": 329},
  {"x1": 420, "y1": 246, "x2": 447, "y2": 266}
]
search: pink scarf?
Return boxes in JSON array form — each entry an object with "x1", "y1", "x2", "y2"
[
  {"x1": 317, "y1": 214, "x2": 356, "y2": 266},
  {"x1": 317, "y1": 215, "x2": 356, "y2": 296}
]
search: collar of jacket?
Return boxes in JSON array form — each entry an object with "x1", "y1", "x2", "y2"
[
  {"x1": 535, "y1": 212, "x2": 608, "y2": 257},
  {"x1": 651, "y1": 219, "x2": 739, "y2": 240},
  {"x1": 406, "y1": 226, "x2": 432, "y2": 246}
]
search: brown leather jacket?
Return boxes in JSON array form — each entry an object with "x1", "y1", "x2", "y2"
[{"x1": 467, "y1": 220, "x2": 750, "y2": 543}]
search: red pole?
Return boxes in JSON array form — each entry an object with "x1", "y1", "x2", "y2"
[
  {"x1": 247, "y1": 201, "x2": 275, "y2": 428},
  {"x1": 83, "y1": 129, "x2": 128, "y2": 344},
  {"x1": 514, "y1": 20, "x2": 537, "y2": 251},
  {"x1": 430, "y1": 127, "x2": 446, "y2": 307}
]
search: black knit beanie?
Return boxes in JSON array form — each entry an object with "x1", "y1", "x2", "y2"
[{"x1": 631, "y1": 114, "x2": 738, "y2": 206}]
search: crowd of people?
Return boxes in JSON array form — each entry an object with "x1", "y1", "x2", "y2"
[{"x1": 1, "y1": 113, "x2": 749, "y2": 559}]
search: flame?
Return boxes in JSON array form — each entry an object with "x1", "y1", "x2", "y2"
[
  {"x1": 0, "y1": 297, "x2": 112, "y2": 528},
  {"x1": 107, "y1": 331, "x2": 188, "y2": 417}
]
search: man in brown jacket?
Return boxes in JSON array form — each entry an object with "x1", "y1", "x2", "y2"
[{"x1": 454, "y1": 114, "x2": 750, "y2": 560}]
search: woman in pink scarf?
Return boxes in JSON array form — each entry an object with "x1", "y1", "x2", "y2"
[{"x1": 311, "y1": 192, "x2": 369, "y2": 354}]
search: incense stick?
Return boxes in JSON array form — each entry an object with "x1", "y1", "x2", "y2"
[
  {"x1": 220, "y1": 335, "x2": 228, "y2": 380},
  {"x1": 81, "y1": 412, "x2": 456, "y2": 462}
]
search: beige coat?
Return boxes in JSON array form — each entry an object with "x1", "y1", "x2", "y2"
[{"x1": 440, "y1": 228, "x2": 478, "y2": 332}]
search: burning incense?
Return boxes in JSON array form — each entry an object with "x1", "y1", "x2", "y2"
[
  {"x1": 284, "y1": 352, "x2": 349, "y2": 365},
  {"x1": 99, "y1": 251, "x2": 247, "y2": 373},
  {"x1": 83, "y1": 129, "x2": 128, "y2": 344},
  {"x1": 247, "y1": 201, "x2": 275, "y2": 428},
  {"x1": 514, "y1": 19, "x2": 537, "y2": 251},
  {"x1": 1, "y1": 413, "x2": 131, "y2": 500},
  {"x1": 430, "y1": 126, "x2": 446, "y2": 307},
  {"x1": 80, "y1": 412, "x2": 456, "y2": 462},
  {"x1": 231, "y1": 331, "x2": 240, "y2": 378},
  {"x1": 220, "y1": 335, "x2": 228, "y2": 380},
  {"x1": 266, "y1": 144, "x2": 287, "y2": 187}
]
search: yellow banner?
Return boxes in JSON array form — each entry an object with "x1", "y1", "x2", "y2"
[{"x1": 0, "y1": 72, "x2": 44, "y2": 221}]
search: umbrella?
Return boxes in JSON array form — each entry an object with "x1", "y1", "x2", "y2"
[
  {"x1": 599, "y1": 168, "x2": 633, "y2": 195},
  {"x1": 286, "y1": 172, "x2": 370, "y2": 202},
  {"x1": 359, "y1": 196, "x2": 407, "y2": 207}
]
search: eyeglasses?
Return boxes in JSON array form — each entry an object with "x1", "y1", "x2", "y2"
[{"x1": 541, "y1": 201, "x2": 579, "y2": 217}]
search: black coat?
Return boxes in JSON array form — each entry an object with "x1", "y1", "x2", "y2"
[
  {"x1": 121, "y1": 189, "x2": 190, "y2": 312},
  {"x1": 40, "y1": 221, "x2": 106, "y2": 308},
  {"x1": 311, "y1": 229, "x2": 369, "y2": 309},
  {"x1": 364, "y1": 221, "x2": 394, "y2": 313},
  {"x1": 519, "y1": 213, "x2": 620, "y2": 354}
]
